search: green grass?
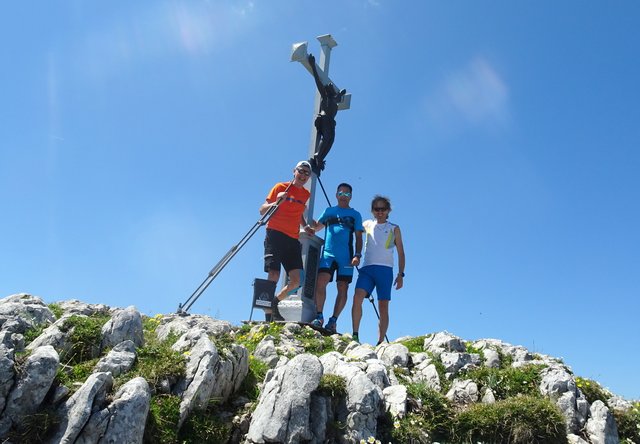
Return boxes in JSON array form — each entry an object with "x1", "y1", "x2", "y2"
[
  {"x1": 399, "y1": 335, "x2": 428, "y2": 353},
  {"x1": 614, "y1": 401, "x2": 640, "y2": 444},
  {"x1": 452, "y1": 395, "x2": 567, "y2": 444},
  {"x1": 316, "y1": 374, "x2": 347, "y2": 398},
  {"x1": 239, "y1": 356, "x2": 270, "y2": 401},
  {"x1": 144, "y1": 394, "x2": 182, "y2": 443},
  {"x1": 575, "y1": 376, "x2": 611, "y2": 404},
  {"x1": 60, "y1": 314, "x2": 111, "y2": 364},
  {"x1": 48, "y1": 303, "x2": 64, "y2": 319},
  {"x1": 463, "y1": 364, "x2": 546, "y2": 400}
]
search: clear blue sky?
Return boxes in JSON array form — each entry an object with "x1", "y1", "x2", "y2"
[{"x1": 2, "y1": 2, "x2": 638, "y2": 399}]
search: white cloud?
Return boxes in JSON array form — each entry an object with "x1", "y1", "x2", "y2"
[
  {"x1": 426, "y1": 56, "x2": 510, "y2": 133},
  {"x1": 73, "y1": 1, "x2": 256, "y2": 80}
]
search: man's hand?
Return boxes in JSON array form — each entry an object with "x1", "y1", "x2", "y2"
[
  {"x1": 351, "y1": 256, "x2": 361, "y2": 267},
  {"x1": 394, "y1": 275, "x2": 404, "y2": 290}
]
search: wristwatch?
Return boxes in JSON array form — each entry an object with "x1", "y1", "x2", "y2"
[{"x1": 398, "y1": 272, "x2": 405, "y2": 277}]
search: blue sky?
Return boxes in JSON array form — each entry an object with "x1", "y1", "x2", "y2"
[{"x1": 1, "y1": 1, "x2": 638, "y2": 399}]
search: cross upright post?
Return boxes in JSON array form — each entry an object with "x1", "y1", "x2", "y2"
[
  {"x1": 290, "y1": 34, "x2": 351, "y2": 323},
  {"x1": 291, "y1": 34, "x2": 351, "y2": 222}
]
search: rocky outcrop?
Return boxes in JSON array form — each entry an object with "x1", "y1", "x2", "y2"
[
  {"x1": 0, "y1": 294, "x2": 637, "y2": 444},
  {"x1": 247, "y1": 354, "x2": 323, "y2": 444}
]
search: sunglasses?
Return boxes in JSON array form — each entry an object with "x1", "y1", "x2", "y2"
[
  {"x1": 337, "y1": 191, "x2": 352, "y2": 197},
  {"x1": 373, "y1": 207, "x2": 389, "y2": 212},
  {"x1": 296, "y1": 168, "x2": 311, "y2": 176}
]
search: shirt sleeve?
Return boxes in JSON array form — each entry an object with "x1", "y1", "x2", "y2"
[
  {"x1": 265, "y1": 183, "x2": 285, "y2": 204},
  {"x1": 355, "y1": 211, "x2": 364, "y2": 231}
]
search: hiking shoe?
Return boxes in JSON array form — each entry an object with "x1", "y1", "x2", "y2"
[
  {"x1": 324, "y1": 317, "x2": 337, "y2": 334},
  {"x1": 352, "y1": 333, "x2": 359, "y2": 343},
  {"x1": 311, "y1": 314, "x2": 324, "y2": 328},
  {"x1": 271, "y1": 298, "x2": 284, "y2": 322}
]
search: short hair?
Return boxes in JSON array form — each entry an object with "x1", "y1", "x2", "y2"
[
  {"x1": 371, "y1": 195, "x2": 391, "y2": 212},
  {"x1": 337, "y1": 183, "x2": 352, "y2": 193}
]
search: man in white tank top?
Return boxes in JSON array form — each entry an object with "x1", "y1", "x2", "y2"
[{"x1": 351, "y1": 195, "x2": 405, "y2": 345}]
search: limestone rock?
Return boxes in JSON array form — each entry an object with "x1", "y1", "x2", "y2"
[
  {"x1": 253, "y1": 335, "x2": 279, "y2": 367},
  {"x1": 247, "y1": 354, "x2": 323, "y2": 444},
  {"x1": 155, "y1": 313, "x2": 232, "y2": 341},
  {"x1": 446, "y1": 379, "x2": 478, "y2": 405},
  {"x1": 384, "y1": 384, "x2": 407, "y2": 418},
  {"x1": 585, "y1": 400, "x2": 619, "y2": 444},
  {"x1": 376, "y1": 342, "x2": 410, "y2": 368},
  {"x1": 0, "y1": 345, "x2": 15, "y2": 413},
  {"x1": 0, "y1": 345, "x2": 59, "y2": 436},
  {"x1": 94, "y1": 339, "x2": 137, "y2": 377},
  {"x1": 423, "y1": 331, "x2": 465, "y2": 357},
  {"x1": 539, "y1": 365, "x2": 588, "y2": 433},
  {"x1": 56, "y1": 299, "x2": 112, "y2": 317},
  {"x1": 101, "y1": 306, "x2": 144, "y2": 350},
  {"x1": 0, "y1": 293, "x2": 56, "y2": 327},
  {"x1": 76, "y1": 377, "x2": 151, "y2": 444},
  {"x1": 48, "y1": 372, "x2": 114, "y2": 444}
]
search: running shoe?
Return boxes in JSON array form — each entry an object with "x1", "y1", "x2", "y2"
[{"x1": 324, "y1": 317, "x2": 337, "y2": 334}]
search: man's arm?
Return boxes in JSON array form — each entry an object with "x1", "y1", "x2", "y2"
[
  {"x1": 393, "y1": 226, "x2": 405, "y2": 289},
  {"x1": 351, "y1": 230, "x2": 363, "y2": 266}
]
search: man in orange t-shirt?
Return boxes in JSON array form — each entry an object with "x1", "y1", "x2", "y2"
[{"x1": 259, "y1": 160, "x2": 315, "y2": 320}]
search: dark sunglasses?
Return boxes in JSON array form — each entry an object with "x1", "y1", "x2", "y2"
[
  {"x1": 373, "y1": 207, "x2": 389, "y2": 212},
  {"x1": 296, "y1": 168, "x2": 311, "y2": 176},
  {"x1": 337, "y1": 191, "x2": 352, "y2": 197}
]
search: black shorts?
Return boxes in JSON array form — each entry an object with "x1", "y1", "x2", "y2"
[{"x1": 264, "y1": 229, "x2": 303, "y2": 273}]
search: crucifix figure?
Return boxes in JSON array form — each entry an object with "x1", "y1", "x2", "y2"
[
  {"x1": 291, "y1": 35, "x2": 351, "y2": 188},
  {"x1": 308, "y1": 52, "x2": 347, "y2": 175}
]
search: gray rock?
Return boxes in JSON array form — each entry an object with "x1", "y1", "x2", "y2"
[
  {"x1": 155, "y1": 313, "x2": 232, "y2": 341},
  {"x1": 446, "y1": 379, "x2": 479, "y2": 405},
  {"x1": 567, "y1": 433, "x2": 589, "y2": 444},
  {"x1": 210, "y1": 343, "x2": 249, "y2": 401},
  {"x1": 539, "y1": 365, "x2": 588, "y2": 433},
  {"x1": 174, "y1": 335, "x2": 218, "y2": 428},
  {"x1": 423, "y1": 331, "x2": 465, "y2": 356},
  {"x1": 0, "y1": 345, "x2": 59, "y2": 435},
  {"x1": 414, "y1": 360, "x2": 441, "y2": 391},
  {"x1": 247, "y1": 354, "x2": 322, "y2": 444},
  {"x1": 0, "y1": 330, "x2": 23, "y2": 351},
  {"x1": 0, "y1": 345, "x2": 15, "y2": 413},
  {"x1": 483, "y1": 348, "x2": 501, "y2": 368},
  {"x1": 441, "y1": 352, "x2": 475, "y2": 375},
  {"x1": 364, "y1": 359, "x2": 391, "y2": 391},
  {"x1": 94, "y1": 340, "x2": 137, "y2": 377},
  {"x1": 376, "y1": 343, "x2": 410, "y2": 368},
  {"x1": 48, "y1": 372, "x2": 114, "y2": 444},
  {"x1": 320, "y1": 352, "x2": 384, "y2": 442},
  {"x1": 0, "y1": 294, "x2": 56, "y2": 327},
  {"x1": 27, "y1": 314, "x2": 101, "y2": 361},
  {"x1": 254, "y1": 336, "x2": 279, "y2": 368},
  {"x1": 481, "y1": 388, "x2": 496, "y2": 404},
  {"x1": 309, "y1": 394, "x2": 331, "y2": 443},
  {"x1": 585, "y1": 400, "x2": 619, "y2": 444},
  {"x1": 77, "y1": 377, "x2": 151, "y2": 444},
  {"x1": 383, "y1": 384, "x2": 407, "y2": 418},
  {"x1": 346, "y1": 344, "x2": 377, "y2": 361},
  {"x1": 56, "y1": 299, "x2": 112, "y2": 317},
  {"x1": 101, "y1": 306, "x2": 144, "y2": 350}
]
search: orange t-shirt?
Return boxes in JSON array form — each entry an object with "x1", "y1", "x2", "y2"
[{"x1": 265, "y1": 182, "x2": 310, "y2": 239}]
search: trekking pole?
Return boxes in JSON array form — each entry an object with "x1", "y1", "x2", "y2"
[{"x1": 177, "y1": 181, "x2": 293, "y2": 314}]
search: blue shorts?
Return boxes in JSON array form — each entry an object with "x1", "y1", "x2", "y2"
[
  {"x1": 318, "y1": 252, "x2": 354, "y2": 283},
  {"x1": 355, "y1": 265, "x2": 393, "y2": 301}
]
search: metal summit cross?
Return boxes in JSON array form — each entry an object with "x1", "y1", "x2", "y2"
[{"x1": 290, "y1": 34, "x2": 351, "y2": 221}]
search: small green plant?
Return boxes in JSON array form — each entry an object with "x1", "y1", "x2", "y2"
[
  {"x1": 297, "y1": 327, "x2": 335, "y2": 355},
  {"x1": 613, "y1": 401, "x2": 640, "y2": 444},
  {"x1": 23, "y1": 324, "x2": 47, "y2": 345},
  {"x1": 123, "y1": 331, "x2": 186, "y2": 391},
  {"x1": 179, "y1": 408, "x2": 231, "y2": 443},
  {"x1": 48, "y1": 303, "x2": 64, "y2": 319},
  {"x1": 575, "y1": 376, "x2": 611, "y2": 404},
  {"x1": 6, "y1": 408, "x2": 60, "y2": 443},
  {"x1": 316, "y1": 374, "x2": 347, "y2": 398},
  {"x1": 234, "y1": 323, "x2": 284, "y2": 353},
  {"x1": 143, "y1": 394, "x2": 181, "y2": 443},
  {"x1": 61, "y1": 314, "x2": 111, "y2": 364},
  {"x1": 452, "y1": 395, "x2": 567, "y2": 444},
  {"x1": 464, "y1": 364, "x2": 545, "y2": 400},
  {"x1": 56, "y1": 358, "x2": 100, "y2": 389},
  {"x1": 239, "y1": 356, "x2": 270, "y2": 401},
  {"x1": 399, "y1": 335, "x2": 427, "y2": 353}
]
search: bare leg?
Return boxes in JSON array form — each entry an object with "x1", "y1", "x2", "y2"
[
  {"x1": 267, "y1": 269, "x2": 280, "y2": 283},
  {"x1": 314, "y1": 272, "x2": 332, "y2": 313},
  {"x1": 275, "y1": 269, "x2": 301, "y2": 301},
  {"x1": 377, "y1": 300, "x2": 390, "y2": 344},
  {"x1": 351, "y1": 288, "x2": 367, "y2": 334},
  {"x1": 332, "y1": 281, "x2": 349, "y2": 318}
]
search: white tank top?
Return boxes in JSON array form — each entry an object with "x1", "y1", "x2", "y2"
[{"x1": 361, "y1": 220, "x2": 397, "y2": 268}]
